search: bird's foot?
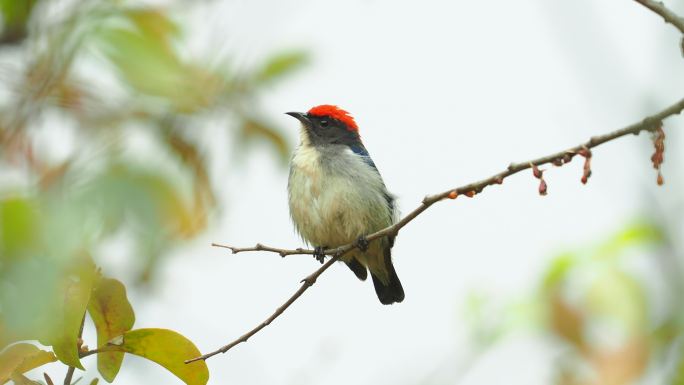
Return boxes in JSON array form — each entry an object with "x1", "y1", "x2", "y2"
[
  {"x1": 356, "y1": 235, "x2": 370, "y2": 252},
  {"x1": 313, "y1": 246, "x2": 326, "y2": 264}
]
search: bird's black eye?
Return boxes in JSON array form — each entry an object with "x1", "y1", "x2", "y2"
[{"x1": 319, "y1": 120, "x2": 329, "y2": 128}]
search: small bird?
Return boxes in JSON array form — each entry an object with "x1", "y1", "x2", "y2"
[{"x1": 286, "y1": 105, "x2": 404, "y2": 304}]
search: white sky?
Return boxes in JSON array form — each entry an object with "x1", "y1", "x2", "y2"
[{"x1": 69, "y1": 1, "x2": 684, "y2": 384}]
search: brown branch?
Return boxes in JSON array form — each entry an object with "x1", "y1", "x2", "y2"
[
  {"x1": 211, "y1": 242, "x2": 313, "y2": 257},
  {"x1": 634, "y1": 0, "x2": 684, "y2": 34},
  {"x1": 78, "y1": 348, "x2": 104, "y2": 359},
  {"x1": 187, "y1": 96, "x2": 684, "y2": 364},
  {"x1": 63, "y1": 367, "x2": 75, "y2": 385},
  {"x1": 185, "y1": 256, "x2": 340, "y2": 363}
]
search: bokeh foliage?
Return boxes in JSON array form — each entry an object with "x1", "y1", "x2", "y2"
[
  {"x1": 0, "y1": 0, "x2": 306, "y2": 383},
  {"x1": 464, "y1": 220, "x2": 684, "y2": 385}
]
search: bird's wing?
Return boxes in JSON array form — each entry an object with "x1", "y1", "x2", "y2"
[{"x1": 348, "y1": 143, "x2": 397, "y2": 234}]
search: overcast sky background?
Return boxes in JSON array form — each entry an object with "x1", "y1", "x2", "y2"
[{"x1": 74, "y1": 1, "x2": 684, "y2": 384}]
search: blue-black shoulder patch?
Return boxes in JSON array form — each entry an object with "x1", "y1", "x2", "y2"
[
  {"x1": 348, "y1": 144, "x2": 395, "y2": 218},
  {"x1": 348, "y1": 143, "x2": 378, "y2": 170}
]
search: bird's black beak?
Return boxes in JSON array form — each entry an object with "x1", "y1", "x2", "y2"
[{"x1": 286, "y1": 111, "x2": 312, "y2": 127}]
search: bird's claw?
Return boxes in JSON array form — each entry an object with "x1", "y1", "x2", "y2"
[
  {"x1": 313, "y1": 246, "x2": 326, "y2": 264},
  {"x1": 356, "y1": 236, "x2": 370, "y2": 252}
]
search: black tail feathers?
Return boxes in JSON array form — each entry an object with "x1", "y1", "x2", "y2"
[
  {"x1": 345, "y1": 258, "x2": 368, "y2": 281},
  {"x1": 371, "y1": 250, "x2": 404, "y2": 305}
]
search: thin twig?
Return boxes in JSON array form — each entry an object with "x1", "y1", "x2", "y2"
[
  {"x1": 211, "y1": 242, "x2": 313, "y2": 257},
  {"x1": 78, "y1": 348, "x2": 104, "y2": 359},
  {"x1": 185, "y1": 256, "x2": 340, "y2": 363},
  {"x1": 187, "y1": 96, "x2": 684, "y2": 364},
  {"x1": 634, "y1": 0, "x2": 684, "y2": 34}
]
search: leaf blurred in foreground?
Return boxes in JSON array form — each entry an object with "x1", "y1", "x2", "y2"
[{"x1": 0, "y1": 343, "x2": 56, "y2": 384}]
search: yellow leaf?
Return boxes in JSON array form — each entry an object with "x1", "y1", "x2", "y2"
[
  {"x1": 0, "y1": 343, "x2": 56, "y2": 384},
  {"x1": 103, "y1": 328, "x2": 208, "y2": 385},
  {"x1": 87, "y1": 278, "x2": 135, "y2": 382},
  {"x1": 8, "y1": 373, "x2": 40, "y2": 385}
]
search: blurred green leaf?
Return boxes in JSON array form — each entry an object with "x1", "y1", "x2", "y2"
[
  {"x1": 125, "y1": 9, "x2": 179, "y2": 48},
  {"x1": 0, "y1": 0, "x2": 37, "y2": 44},
  {"x1": 540, "y1": 253, "x2": 575, "y2": 294},
  {"x1": 76, "y1": 162, "x2": 207, "y2": 283},
  {"x1": 93, "y1": 10, "x2": 222, "y2": 112},
  {"x1": 674, "y1": 346, "x2": 684, "y2": 385},
  {"x1": 0, "y1": 343, "x2": 57, "y2": 384},
  {"x1": 587, "y1": 268, "x2": 647, "y2": 333},
  {"x1": 88, "y1": 277, "x2": 135, "y2": 382},
  {"x1": 103, "y1": 328, "x2": 208, "y2": 385},
  {"x1": 595, "y1": 221, "x2": 663, "y2": 260},
  {"x1": 96, "y1": 26, "x2": 183, "y2": 95},
  {"x1": 90, "y1": 378, "x2": 100, "y2": 385},
  {"x1": 0, "y1": 197, "x2": 40, "y2": 259},
  {"x1": 83, "y1": 163, "x2": 204, "y2": 240},
  {"x1": 241, "y1": 118, "x2": 290, "y2": 163},
  {"x1": 42, "y1": 258, "x2": 97, "y2": 369},
  {"x1": 255, "y1": 51, "x2": 308, "y2": 84}
]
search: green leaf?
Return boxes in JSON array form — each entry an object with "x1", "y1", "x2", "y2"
[
  {"x1": 0, "y1": 0, "x2": 37, "y2": 43},
  {"x1": 585, "y1": 268, "x2": 647, "y2": 332},
  {"x1": 87, "y1": 278, "x2": 135, "y2": 382},
  {"x1": 674, "y1": 346, "x2": 684, "y2": 385},
  {"x1": 89, "y1": 378, "x2": 100, "y2": 385},
  {"x1": 93, "y1": 12, "x2": 222, "y2": 113},
  {"x1": 540, "y1": 253, "x2": 575, "y2": 293},
  {"x1": 0, "y1": 197, "x2": 40, "y2": 259},
  {"x1": 594, "y1": 221, "x2": 663, "y2": 260},
  {"x1": 0, "y1": 0, "x2": 36, "y2": 26},
  {"x1": 125, "y1": 9, "x2": 179, "y2": 48},
  {"x1": 255, "y1": 51, "x2": 308, "y2": 84},
  {"x1": 43, "y1": 259, "x2": 97, "y2": 369},
  {"x1": 0, "y1": 343, "x2": 56, "y2": 384},
  {"x1": 103, "y1": 328, "x2": 208, "y2": 385}
]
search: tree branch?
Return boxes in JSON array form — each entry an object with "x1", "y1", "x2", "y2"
[
  {"x1": 185, "y1": 256, "x2": 339, "y2": 363},
  {"x1": 186, "y1": 1, "x2": 684, "y2": 364},
  {"x1": 186, "y1": 97, "x2": 684, "y2": 364},
  {"x1": 634, "y1": 0, "x2": 684, "y2": 34},
  {"x1": 211, "y1": 242, "x2": 314, "y2": 257}
]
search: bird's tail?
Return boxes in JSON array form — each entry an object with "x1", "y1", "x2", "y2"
[{"x1": 371, "y1": 249, "x2": 404, "y2": 305}]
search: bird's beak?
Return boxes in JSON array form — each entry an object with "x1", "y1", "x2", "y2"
[{"x1": 286, "y1": 112, "x2": 312, "y2": 128}]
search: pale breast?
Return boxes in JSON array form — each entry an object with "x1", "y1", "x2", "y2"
[{"x1": 288, "y1": 145, "x2": 393, "y2": 248}]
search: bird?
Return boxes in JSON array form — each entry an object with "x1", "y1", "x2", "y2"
[{"x1": 286, "y1": 105, "x2": 404, "y2": 305}]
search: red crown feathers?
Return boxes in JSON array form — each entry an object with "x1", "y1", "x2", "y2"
[{"x1": 307, "y1": 105, "x2": 358, "y2": 132}]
